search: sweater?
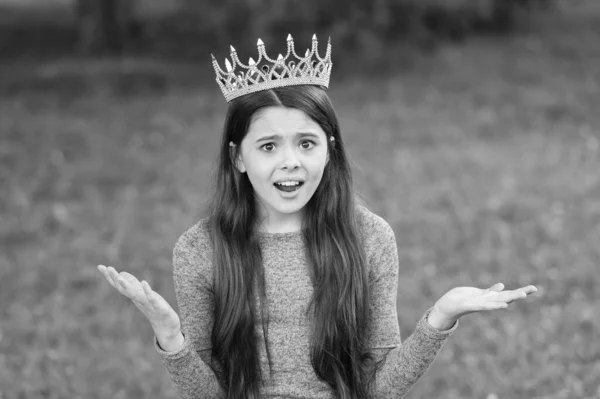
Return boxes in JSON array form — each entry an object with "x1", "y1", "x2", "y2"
[{"x1": 153, "y1": 205, "x2": 458, "y2": 398}]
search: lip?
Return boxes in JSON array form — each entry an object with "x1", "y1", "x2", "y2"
[
  {"x1": 274, "y1": 182, "x2": 303, "y2": 197},
  {"x1": 273, "y1": 178, "x2": 305, "y2": 184}
]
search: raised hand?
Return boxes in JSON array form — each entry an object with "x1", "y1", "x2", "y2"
[
  {"x1": 97, "y1": 265, "x2": 183, "y2": 350},
  {"x1": 428, "y1": 283, "x2": 538, "y2": 329}
]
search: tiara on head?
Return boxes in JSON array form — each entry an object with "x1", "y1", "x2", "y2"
[{"x1": 211, "y1": 34, "x2": 332, "y2": 103}]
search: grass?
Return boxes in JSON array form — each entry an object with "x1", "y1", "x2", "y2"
[{"x1": 1, "y1": 2, "x2": 600, "y2": 398}]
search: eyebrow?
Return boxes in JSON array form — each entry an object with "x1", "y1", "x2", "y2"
[{"x1": 255, "y1": 132, "x2": 321, "y2": 143}]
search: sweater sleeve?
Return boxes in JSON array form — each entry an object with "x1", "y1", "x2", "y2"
[
  {"x1": 364, "y1": 213, "x2": 458, "y2": 398},
  {"x1": 153, "y1": 223, "x2": 225, "y2": 399}
]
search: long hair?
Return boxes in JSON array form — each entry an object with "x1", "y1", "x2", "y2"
[{"x1": 206, "y1": 85, "x2": 379, "y2": 398}]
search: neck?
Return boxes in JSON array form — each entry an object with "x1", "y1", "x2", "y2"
[
  {"x1": 257, "y1": 218, "x2": 303, "y2": 234},
  {"x1": 256, "y1": 209, "x2": 304, "y2": 234}
]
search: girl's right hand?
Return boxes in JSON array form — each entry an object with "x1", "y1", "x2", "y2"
[{"x1": 97, "y1": 265, "x2": 182, "y2": 344}]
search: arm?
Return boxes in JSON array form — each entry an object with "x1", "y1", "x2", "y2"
[
  {"x1": 371, "y1": 308, "x2": 457, "y2": 398},
  {"x1": 153, "y1": 226, "x2": 225, "y2": 399},
  {"x1": 365, "y1": 219, "x2": 458, "y2": 398}
]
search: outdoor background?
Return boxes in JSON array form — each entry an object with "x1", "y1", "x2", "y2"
[{"x1": 1, "y1": 0, "x2": 599, "y2": 398}]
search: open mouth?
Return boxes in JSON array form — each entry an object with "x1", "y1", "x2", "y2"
[{"x1": 274, "y1": 181, "x2": 304, "y2": 192}]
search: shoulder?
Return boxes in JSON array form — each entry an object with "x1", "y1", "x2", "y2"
[
  {"x1": 355, "y1": 204, "x2": 398, "y2": 277},
  {"x1": 174, "y1": 217, "x2": 212, "y2": 252},
  {"x1": 172, "y1": 217, "x2": 214, "y2": 279},
  {"x1": 355, "y1": 203, "x2": 395, "y2": 243}
]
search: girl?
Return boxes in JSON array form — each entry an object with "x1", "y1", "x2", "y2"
[{"x1": 97, "y1": 35, "x2": 537, "y2": 398}]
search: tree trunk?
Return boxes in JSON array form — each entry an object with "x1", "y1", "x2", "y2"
[
  {"x1": 76, "y1": 0, "x2": 135, "y2": 55},
  {"x1": 99, "y1": 0, "x2": 123, "y2": 53},
  {"x1": 490, "y1": 0, "x2": 516, "y2": 31}
]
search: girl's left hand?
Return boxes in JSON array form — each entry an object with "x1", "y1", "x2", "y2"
[{"x1": 431, "y1": 283, "x2": 538, "y2": 326}]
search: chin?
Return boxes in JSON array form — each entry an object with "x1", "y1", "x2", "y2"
[
  {"x1": 271, "y1": 198, "x2": 306, "y2": 213},
  {"x1": 268, "y1": 201, "x2": 308, "y2": 221},
  {"x1": 257, "y1": 182, "x2": 318, "y2": 218}
]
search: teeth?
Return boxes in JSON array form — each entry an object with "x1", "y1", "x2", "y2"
[{"x1": 276, "y1": 181, "x2": 300, "y2": 186}]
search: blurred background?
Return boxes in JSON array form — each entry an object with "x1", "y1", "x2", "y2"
[{"x1": 1, "y1": 0, "x2": 599, "y2": 398}]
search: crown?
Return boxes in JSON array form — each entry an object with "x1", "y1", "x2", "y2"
[{"x1": 211, "y1": 34, "x2": 332, "y2": 102}]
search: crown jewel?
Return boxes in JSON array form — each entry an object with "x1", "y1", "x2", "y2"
[{"x1": 211, "y1": 34, "x2": 333, "y2": 102}]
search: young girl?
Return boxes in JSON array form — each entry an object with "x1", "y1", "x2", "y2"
[{"x1": 97, "y1": 34, "x2": 537, "y2": 399}]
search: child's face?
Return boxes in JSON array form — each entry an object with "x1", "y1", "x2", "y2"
[{"x1": 234, "y1": 106, "x2": 330, "y2": 229}]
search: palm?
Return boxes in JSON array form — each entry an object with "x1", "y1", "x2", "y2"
[
  {"x1": 97, "y1": 265, "x2": 181, "y2": 339},
  {"x1": 434, "y1": 283, "x2": 538, "y2": 321}
]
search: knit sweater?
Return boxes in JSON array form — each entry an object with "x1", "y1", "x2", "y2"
[{"x1": 153, "y1": 205, "x2": 458, "y2": 398}]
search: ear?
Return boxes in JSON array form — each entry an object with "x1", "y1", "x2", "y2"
[
  {"x1": 326, "y1": 136, "x2": 334, "y2": 166},
  {"x1": 230, "y1": 142, "x2": 246, "y2": 173}
]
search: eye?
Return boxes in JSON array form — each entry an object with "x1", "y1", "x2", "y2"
[
  {"x1": 260, "y1": 141, "x2": 315, "y2": 152},
  {"x1": 261, "y1": 143, "x2": 276, "y2": 152},
  {"x1": 301, "y1": 140, "x2": 316, "y2": 150}
]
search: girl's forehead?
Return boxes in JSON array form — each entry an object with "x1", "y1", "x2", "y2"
[{"x1": 247, "y1": 107, "x2": 322, "y2": 137}]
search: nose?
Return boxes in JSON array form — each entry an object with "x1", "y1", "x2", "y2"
[{"x1": 281, "y1": 145, "x2": 301, "y2": 170}]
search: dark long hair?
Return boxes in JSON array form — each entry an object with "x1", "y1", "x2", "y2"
[{"x1": 206, "y1": 85, "x2": 379, "y2": 398}]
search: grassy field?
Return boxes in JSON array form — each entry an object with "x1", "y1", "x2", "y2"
[{"x1": 1, "y1": 2, "x2": 600, "y2": 399}]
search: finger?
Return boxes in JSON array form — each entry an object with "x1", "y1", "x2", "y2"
[
  {"x1": 120, "y1": 274, "x2": 152, "y2": 303},
  {"x1": 116, "y1": 277, "x2": 149, "y2": 306},
  {"x1": 97, "y1": 264, "x2": 111, "y2": 280},
  {"x1": 98, "y1": 265, "x2": 119, "y2": 289},
  {"x1": 107, "y1": 268, "x2": 141, "y2": 297},
  {"x1": 119, "y1": 273, "x2": 145, "y2": 296},
  {"x1": 517, "y1": 285, "x2": 538, "y2": 295},
  {"x1": 142, "y1": 280, "x2": 155, "y2": 300},
  {"x1": 488, "y1": 283, "x2": 505, "y2": 292},
  {"x1": 111, "y1": 272, "x2": 132, "y2": 297},
  {"x1": 120, "y1": 272, "x2": 141, "y2": 285},
  {"x1": 106, "y1": 266, "x2": 121, "y2": 286},
  {"x1": 97, "y1": 264, "x2": 109, "y2": 279},
  {"x1": 494, "y1": 290, "x2": 528, "y2": 304},
  {"x1": 142, "y1": 281, "x2": 161, "y2": 309},
  {"x1": 114, "y1": 274, "x2": 131, "y2": 294},
  {"x1": 142, "y1": 280, "x2": 152, "y2": 293}
]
